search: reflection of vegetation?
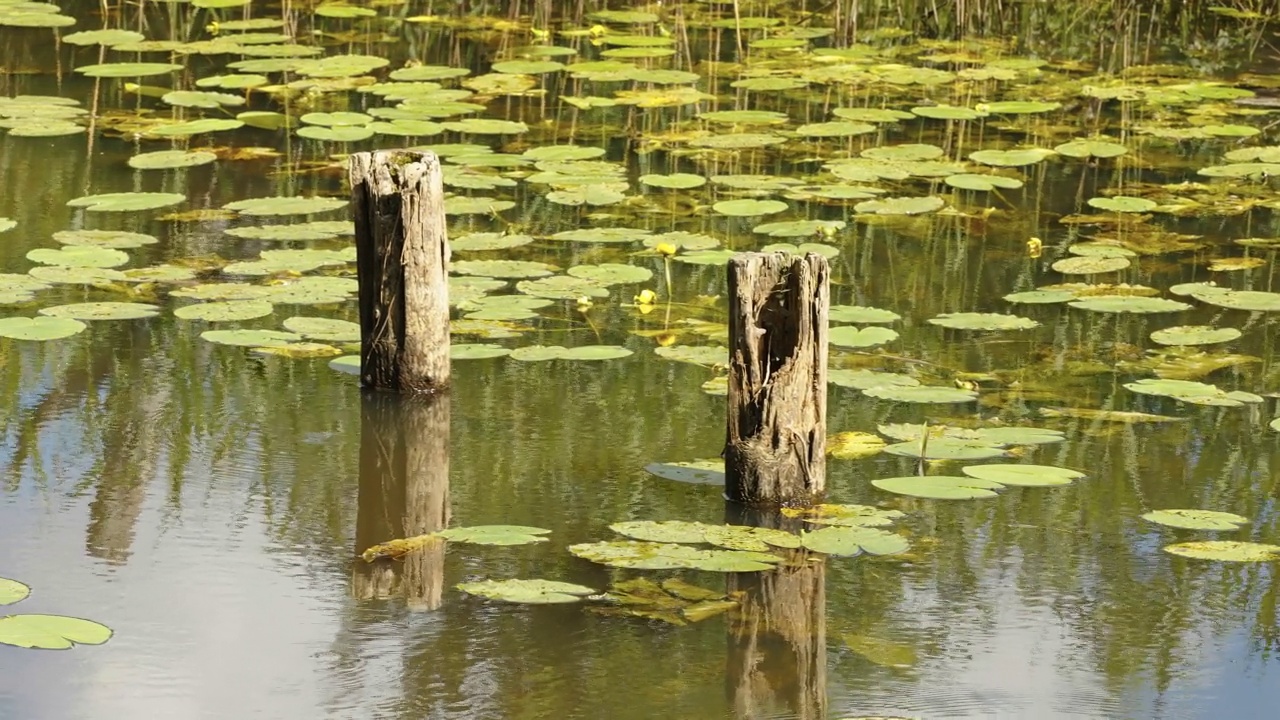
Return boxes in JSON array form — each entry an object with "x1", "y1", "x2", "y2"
[{"x1": 0, "y1": 0, "x2": 1279, "y2": 716}]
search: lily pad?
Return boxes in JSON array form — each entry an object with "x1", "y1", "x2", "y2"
[
  {"x1": 800, "y1": 526, "x2": 909, "y2": 556},
  {"x1": 1150, "y1": 325, "x2": 1241, "y2": 346},
  {"x1": 1068, "y1": 296, "x2": 1192, "y2": 313},
  {"x1": 67, "y1": 192, "x2": 185, "y2": 212},
  {"x1": 1124, "y1": 378, "x2": 1262, "y2": 406},
  {"x1": 27, "y1": 247, "x2": 129, "y2": 268},
  {"x1": 1163, "y1": 541, "x2": 1280, "y2": 562},
  {"x1": 224, "y1": 196, "x2": 347, "y2": 216},
  {"x1": 611, "y1": 520, "x2": 711, "y2": 544},
  {"x1": 452, "y1": 344, "x2": 511, "y2": 360},
  {"x1": 456, "y1": 579, "x2": 596, "y2": 605},
  {"x1": 854, "y1": 196, "x2": 945, "y2": 216},
  {"x1": 128, "y1": 150, "x2": 218, "y2": 170},
  {"x1": 173, "y1": 301, "x2": 274, "y2": 322},
  {"x1": 883, "y1": 438, "x2": 1007, "y2": 461},
  {"x1": 864, "y1": 385, "x2": 978, "y2": 403},
  {"x1": 0, "y1": 615, "x2": 113, "y2": 650},
  {"x1": 282, "y1": 317, "x2": 360, "y2": 343},
  {"x1": 0, "y1": 578, "x2": 29, "y2": 606},
  {"x1": 782, "y1": 504, "x2": 904, "y2": 528},
  {"x1": 53, "y1": 230, "x2": 156, "y2": 249},
  {"x1": 1087, "y1": 196, "x2": 1157, "y2": 213},
  {"x1": 1052, "y1": 256, "x2": 1131, "y2": 274},
  {"x1": 829, "y1": 326, "x2": 898, "y2": 348},
  {"x1": 39, "y1": 302, "x2": 159, "y2": 320},
  {"x1": 1142, "y1": 509, "x2": 1249, "y2": 531},
  {"x1": 928, "y1": 313, "x2": 1038, "y2": 330},
  {"x1": 829, "y1": 306, "x2": 900, "y2": 324},
  {"x1": 0, "y1": 316, "x2": 87, "y2": 341},
  {"x1": 961, "y1": 464, "x2": 1084, "y2": 487},
  {"x1": 713, "y1": 199, "x2": 789, "y2": 217},
  {"x1": 643, "y1": 459, "x2": 725, "y2": 485},
  {"x1": 200, "y1": 329, "x2": 301, "y2": 347},
  {"x1": 873, "y1": 475, "x2": 1006, "y2": 500},
  {"x1": 437, "y1": 525, "x2": 551, "y2": 546},
  {"x1": 827, "y1": 431, "x2": 887, "y2": 459},
  {"x1": 568, "y1": 541, "x2": 780, "y2": 572}
]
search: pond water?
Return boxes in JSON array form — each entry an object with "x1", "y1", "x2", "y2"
[{"x1": 2, "y1": 2, "x2": 1280, "y2": 719}]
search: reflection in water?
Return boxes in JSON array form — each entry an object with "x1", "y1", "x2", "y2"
[
  {"x1": 354, "y1": 392, "x2": 452, "y2": 610},
  {"x1": 725, "y1": 505, "x2": 827, "y2": 720}
]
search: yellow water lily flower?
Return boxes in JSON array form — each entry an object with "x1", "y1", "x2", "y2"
[
  {"x1": 576, "y1": 296, "x2": 594, "y2": 309},
  {"x1": 655, "y1": 242, "x2": 677, "y2": 257},
  {"x1": 634, "y1": 289, "x2": 658, "y2": 305},
  {"x1": 1026, "y1": 236, "x2": 1042, "y2": 258}
]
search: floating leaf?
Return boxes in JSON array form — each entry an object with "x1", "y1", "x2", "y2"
[
  {"x1": 829, "y1": 326, "x2": 898, "y2": 349},
  {"x1": 872, "y1": 475, "x2": 1005, "y2": 500},
  {"x1": 643, "y1": 459, "x2": 725, "y2": 485},
  {"x1": 437, "y1": 525, "x2": 552, "y2": 546},
  {"x1": 1150, "y1": 325, "x2": 1241, "y2": 346},
  {"x1": 200, "y1": 329, "x2": 301, "y2": 347},
  {"x1": 0, "y1": 578, "x2": 29, "y2": 606},
  {"x1": 801, "y1": 526, "x2": 908, "y2": 556},
  {"x1": 828, "y1": 370, "x2": 919, "y2": 391},
  {"x1": 1087, "y1": 196, "x2": 1157, "y2": 213},
  {"x1": 224, "y1": 196, "x2": 347, "y2": 216},
  {"x1": 782, "y1": 504, "x2": 904, "y2": 528},
  {"x1": 457, "y1": 579, "x2": 596, "y2": 605},
  {"x1": 1068, "y1": 295, "x2": 1191, "y2": 313},
  {"x1": 713, "y1": 199, "x2": 788, "y2": 217},
  {"x1": 39, "y1": 302, "x2": 159, "y2": 321},
  {"x1": 1052, "y1": 256, "x2": 1131, "y2": 274},
  {"x1": 128, "y1": 150, "x2": 217, "y2": 170},
  {"x1": 0, "y1": 615, "x2": 113, "y2": 650},
  {"x1": 945, "y1": 173, "x2": 1024, "y2": 191},
  {"x1": 843, "y1": 634, "x2": 918, "y2": 669},
  {"x1": 883, "y1": 438, "x2": 1007, "y2": 461},
  {"x1": 1163, "y1": 541, "x2": 1280, "y2": 562},
  {"x1": 854, "y1": 196, "x2": 945, "y2": 216},
  {"x1": 454, "y1": 260, "x2": 556, "y2": 279},
  {"x1": 568, "y1": 541, "x2": 780, "y2": 572},
  {"x1": 173, "y1": 301, "x2": 274, "y2": 322},
  {"x1": 968, "y1": 148, "x2": 1054, "y2": 167},
  {"x1": 1142, "y1": 509, "x2": 1249, "y2": 531},
  {"x1": 962, "y1": 464, "x2": 1083, "y2": 487},
  {"x1": 1054, "y1": 139, "x2": 1129, "y2": 158},
  {"x1": 1124, "y1": 378, "x2": 1262, "y2": 407},
  {"x1": 610, "y1": 520, "x2": 710, "y2": 544},
  {"x1": 27, "y1": 247, "x2": 129, "y2": 268},
  {"x1": 67, "y1": 192, "x2": 185, "y2": 212},
  {"x1": 928, "y1": 313, "x2": 1038, "y2": 331},
  {"x1": 281, "y1": 317, "x2": 360, "y2": 343},
  {"x1": 0, "y1": 316, "x2": 87, "y2": 341}
]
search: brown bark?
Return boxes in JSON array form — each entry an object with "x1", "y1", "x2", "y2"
[
  {"x1": 724, "y1": 252, "x2": 829, "y2": 507},
  {"x1": 348, "y1": 150, "x2": 451, "y2": 394}
]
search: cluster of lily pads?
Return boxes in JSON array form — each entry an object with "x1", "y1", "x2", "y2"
[{"x1": 0, "y1": 577, "x2": 112, "y2": 650}]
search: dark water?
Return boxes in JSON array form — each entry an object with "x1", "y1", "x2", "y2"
[{"x1": 3, "y1": 2, "x2": 1280, "y2": 719}]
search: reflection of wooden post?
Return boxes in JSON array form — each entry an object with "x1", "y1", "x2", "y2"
[
  {"x1": 353, "y1": 392, "x2": 451, "y2": 610},
  {"x1": 725, "y1": 506, "x2": 827, "y2": 720},
  {"x1": 349, "y1": 149, "x2": 451, "y2": 393},
  {"x1": 725, "y1": 252, "x2": 829, "y2": 506}
]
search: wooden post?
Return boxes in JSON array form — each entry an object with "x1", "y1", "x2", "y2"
[
  {"x1": 353, "y1": 392, "x2": 451, "y2": 610},
  {"x1": 349, "y1": 150, "x2": 450, "y2": 393},
  {"x1": 724, "y1": 252, "x2": 829, "y2": 507}
]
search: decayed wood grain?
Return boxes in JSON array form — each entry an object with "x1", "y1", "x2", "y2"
[
  {"x1": 724, "y1": 252, "x2": 829, "y2": 506},
  {"x1": 349, "y1": 150, "x2": 450, "y2": 393}
]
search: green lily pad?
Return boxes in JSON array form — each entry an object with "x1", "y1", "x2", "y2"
[
  {"x1": 982, "y1": 100, "x2": 1061, "y2": 114},
  {"x1": 945, "y1": 173, "x2": 1025, "y2": 191},
  {"x1": 639, "y1": 173, "x2": 707, "y2": 189},
  {"x1": 1150, "y1": 325, "x2": 1241, "y2": 346},
  {"x1": 873, "y1": 475, "x2": 1006, "y2": 500},
  {"x1": 753, "y1": 220, "x2": 846, "y2": 238},
  {"x1": 1087, "y1": 196, "x2": 1157, "y2": 213},
  {"x1": 39, "y1": 302, "x2": 159, "y2": 320},
  {"x1": 224, "y1": 196, "x2": 347, "y2": 216},
  {"x1": 0, "y1": 219, "x2": 13, "y2": 233},
  {"x1": 828, "y1": 370, "x2": 918, "y2": 390},
  {"x1": 515, "y1": 276, "x2": 609, "y2": 300},
  {"x1": 53, "y1": 230, "x2": 157, "y2": 249},
  {"x1": 795, "y1": 121, "x2": 876, "y2": 137},
  {"x1": 1068, "y1": 295, "x2": 1192, "y2": 313},
  {"x1": 437, "y1": 525, "x2": 551, "y2": 545},
  {"x1": 456, "y1": 579, "x2": 595, "y2": 605},
  {"x1": 854, "y1": 196, "x2": 945, "y2": 215},
  {"x1": 863, "y1": 385, "x2": 978, "y2": 403},
  {"x1": 560, "y1": 345, "x2": 633, "y2": 360},
  {"x1": 63, "y1": 29, "x2": 145, "y2": 46},
  {"x1": 546, "y1": 185, "x2": 628, "y2": 206},
  {"x1": 783, "y1": 504, "x2": 904, "y2": 528},
  {"x1": 1142, "y1": 509, "x2": 1249, "y2": 531},
  {"x1": 699, "y1": 110, "x2": 788, "y2": 124},
  {"x1": 27, "y1": 267, "x2": 126, "y2": 285},
  {"x1": 0, "y1": 578, "x2": 29, "y2": 606},
  {"x1": 713, "y1": 199, "x2": 789, "y2": 217},
  {"x1": 968, "y1": 148, "x2": 1054, "y2": 167},
  {"x1": 1004, "y1": 289, "x2": 1076, "y2": 304},
  {"x1": 523, "y1": 145, "x2": 606, "y2": 161},
  {"x1": 67, "y1": 192, "x2": 185, "y2": 212},
  {"x1": 829, "y1": 305, "x2": 900, "y2": 324},
  {"x1": 281, "y1": 317, "x2": 360, "y2": 342},
  {"x1": 760, "y1": 242, "x2": 839, "y2": 259},
  {"x1": 445, "y1": 196, "x2": 516, "y2": 215},
  {"x1": 1054, "y1": 139, "x2": 1129, "y2": 158},
  {"x1": 27, "y1": 247, "x2": 129, "y2": 268},
  {"x1": 1124, "y1": 378, "x2": 1262, "y2": 406},
  {"x1": 128, "y1": 150, "x2": 218, "y2": 170},
  {"x1": 0, "y1": 316, "x2": 87, "y2": 341},
  {"x1": 442, "y1": 118, "x2": 529, "y2": 135},
  {"x1": 673, "y1": 250, "x2": 741, "y2": 265},
  {"x1": 829, "y1": 326, "x2": 898, "y2": 348},
  {"x1": 451, "y1": 232, "x2": 534, "y2": 251},
  {"x1": 200, "y1": 329, "x2": 301, "y2": 347},
  {"x1": 705, "y1": 525, "x2": 802, "y2": 551},
  {"x1": 800, "y1": 526, "x2": 909, "y2": 556},
  {"x1": 452, "y1": 343, "x2": 511, "y2": 360},
  {"x1": 1052, "y1": 256, "x2": 1131, "y2": 274},
  {"x1": 1163, "y1": 541, "x2": 1280, "y2": 562},
  {"x1": 173, "y1": 301, "x2": 275, "y2": 322},
  {"x1": 883, "y1": 438, "x2": 1007, "y2": 461},
  {"x1": 568, "y1": 541, "x2": 780, "y2": 572},
  {"x1": 329, "y1": 355, "x2": 360, "y2": 375},
  {"x1": 962, "y1": 464, "x2": 1083, "y2": 487},
  {"x1": 551, "y1": 227, "x2": 651, "y2": 244},
  {"x1": 0, "y1": 614, "x2": 113, "y2": 649},
  {"x1": 912, "y1": 104, "x2": 982, "y2": 120},
  {"x1": 643, "y1": 459, "x2": 725, "y2": 485},
  {"x1": 149, "y1": 118, "x2": 244, "y2": 136},
  {"x1": 453, "y1": 260, "x2": 556, "y2": 279},
  {"x1": 76, "y1": 62, "x2": 181, "y2": 78},
  {"x1": 928, "y1": 313, "x2": 1039, "y2": 330},
  {"x1": 610, "y1": 520, "x2": 711, "y2": 544}
]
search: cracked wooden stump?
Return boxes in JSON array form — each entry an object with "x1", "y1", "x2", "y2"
[
  {"x1": 349, "y1": 150, "x2": 450, "y2": 393},
  {"x1": 724, "y1": 252, "x2": 829, "y2": 507}
]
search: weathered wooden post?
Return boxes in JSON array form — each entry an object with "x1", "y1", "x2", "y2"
[
  {"x1": 724, "y1": 252, "x2": 829, "y2": 506},
  {"x1": 348, "y1": 150, "x2": 450, "y2": 393}
]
